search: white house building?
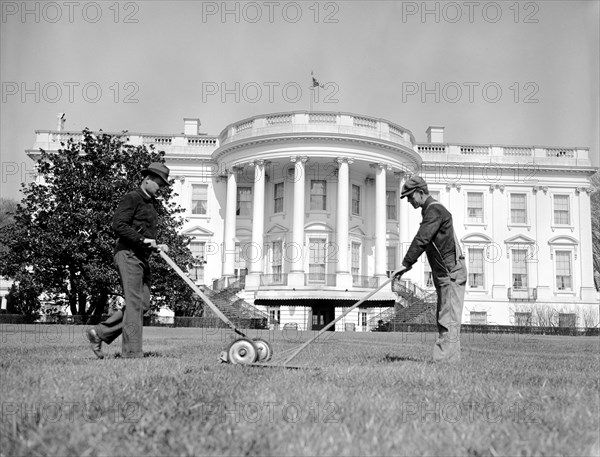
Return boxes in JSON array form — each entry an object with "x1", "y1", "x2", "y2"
[{"x1": 26, "y1": 111, "x2": 599, "y2": 330}]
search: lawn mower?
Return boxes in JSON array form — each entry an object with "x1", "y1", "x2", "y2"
[{"x1": 160, "y1": 250, "x2": 407, "y2": 368}]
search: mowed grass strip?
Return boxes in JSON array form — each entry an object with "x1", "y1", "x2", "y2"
[{"x1": 1, "y1": 326, "x2": 598, "y2": 456}]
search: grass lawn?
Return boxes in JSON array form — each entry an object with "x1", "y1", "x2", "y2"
[{"x1": 1, "y1": 325, "x2": 599, "y2": 456}]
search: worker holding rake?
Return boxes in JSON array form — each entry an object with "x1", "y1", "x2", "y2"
[
  {"x1": 395, "y1": 176, "x2": 467, "y2": 363},
  {"x1": 86, "y1": 162, "x2": 171, "y2": 359}
]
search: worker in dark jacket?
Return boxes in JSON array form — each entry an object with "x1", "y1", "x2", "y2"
[
  {"x1": 394, "y1": 176, "x2": 467, "y2": 362},
  {"x1": 86, "y1": 163, "x2": 171, "y2": 359}
]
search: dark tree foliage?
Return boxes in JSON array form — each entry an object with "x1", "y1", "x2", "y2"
[
  {"x1": 0, "y1": 129, "x2": 199, "y2": 317},
  {"x1": 590, "y1": 171, "x2": 600, "y2": 284}
]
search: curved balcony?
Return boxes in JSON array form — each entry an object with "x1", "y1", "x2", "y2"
[{"x1": 217, "y1": 111, "x2": 416, "y2": 151}]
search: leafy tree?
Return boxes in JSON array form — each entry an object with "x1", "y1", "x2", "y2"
[
  {"x1": 590, "y1": 171, "x2": 600, "y2": 289},
  {"x1": 0, "y1": 198, "x2": 18, "y2": 229},
  {"x1": 0, "y1": 129, "x2": 198, "y2": 319},
  {"x1": 5, "y1": 272, "x2": 42, "y2": 320}
]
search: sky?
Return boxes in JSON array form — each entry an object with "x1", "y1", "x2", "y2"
[{"x1": 1, "y1": 0, "x2": 599, "y2": 200}]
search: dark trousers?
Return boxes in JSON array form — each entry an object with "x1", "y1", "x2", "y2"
[
  {"x1": 95, "y1": 250, "x2": 150, "y2": 358},
  {"x1": 432, "y1": 258, "x2": 467, "y2": 362}
]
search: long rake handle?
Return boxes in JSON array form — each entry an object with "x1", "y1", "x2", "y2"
[
  {"x1": 159, "y1": 250, "x2": 246, "y2": 338},
  {"x1": 283, "y1": 275, "x2": 397, "y2": 365}
]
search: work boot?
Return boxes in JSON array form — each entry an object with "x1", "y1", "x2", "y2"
[
  {"x1": 433, "y1": 333, "x2": 461, "y2": 363},
  {"x1": 86, "y1": 327, "x2": 105, "y2": 359}
]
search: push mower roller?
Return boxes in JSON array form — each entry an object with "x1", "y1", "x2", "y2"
[{"x1": 160, "y1": 250, "x2": 406, "y2": 368}]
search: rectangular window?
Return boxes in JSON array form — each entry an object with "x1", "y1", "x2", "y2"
[
  {"x1": 386, "y1": 246, "x2": 397, "y2": 276},
  {"x1": 512, "y1": 249, "x2": 528, "y2": 289},
  {"x1": 309, "y1": 238, "x2": 327, "y2": 282},
  {"x1": 351, "y1": 242, "x2": 361, "y2": 279},
  {"x1": 468, "y1": 248, "x2": 485, "y2": 288},
  {"x1": 514, "y1": 312, "x2": 532, "y2": 326},
  {"x1": 234, "y1": 243, "x2": 248, "y2": 279},
  {"x1": 189, "y1": 241, "x2": 206, "y2": 282},
  {"x1": 554, "y1": 195, "x2": 570, "y2": 225},
  {"x1": 424, "y1": 257, "x2": 434, "y2": 288},
  {"x1": 269, "y1": 308, "x2": 281, "y2": 326},
  {"x1": 467, "y1": 192, "x2": 484, "y2": 223},
  {"x1": 190, "y1": 241, "x2": 206, "y2": 260},
  {"x1": 555, "y1": 251, "x2": 572, "y2": 290},
  {"x1": 310, "y1": 180, "x2": 327, "y2": 210},
  {"x1": 272, "y1": 241, "x2": 282, "y2": 281},
  {"x1": 511, "y1": 194, "x2": 527, "y2": 224},
  {"x1": 191, "y1": 184, "x2": 207, "y2": 215},
  {"x1": 274, "y1": 182, "x2": 284, "y2": 213},
  {"x1": 558, "y1": 313, "x2": 576, "y2": 328},
  {"x1": 352, "y1": 184, "x2": 361, "y2": 215},
  {"x1": 360, "y1": 311, "x2": 368, "y2": 330},
  {"x1": 470, "y1": 311, "x2": 487, "y2": 325},
  {"x1": 386, "y1": 191, "x2": 397, "y2": 220},
  {"x1": 236, "y1": 187, "x2": 252, "y2": 216}
]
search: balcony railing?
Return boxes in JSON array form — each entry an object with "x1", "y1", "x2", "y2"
[
  {"x1": 353, "y1": 275, "x2": 381, "y2": 289},
  {"x1": 507, "y1": 288, "x2": 537, "y2": 301},
  {"x1": 305, "y1": 273, "x2": 336, "y2": 287},
  {"x1": 260, "y1": 274, "x2": 288, "y2": 286},
  {"x1": 217, "y1": 111, "x2": 415, "y2": 150},
  {"x1": 416, "y1": 143, "x2": 590, "y2": 166}
]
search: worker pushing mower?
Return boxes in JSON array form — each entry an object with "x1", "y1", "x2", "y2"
[{"x1": 87, "y1": 161, "x2": 466, "y2": 365}]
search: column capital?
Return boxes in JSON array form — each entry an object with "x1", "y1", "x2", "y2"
[
  {"x1": 335, "y1": 157, "x2": 354, "y2": 165},
  {"x1": 575, "y1": 186, "x2": 592, "y2": 195},
  {"x1": 446, "y1": 182, "x2": 462, "y2": 191},
  {"x1": 369, "y1": 162, "x2": 392, "y2": 171},
  {"x1": 224, "y1": 165, "x2": 244, "y2": 175},
  {"x1": 394, "y1": 171, "x2": 412, "y2": 181},
  {"x1": 290, "y1": 156, "x2": 309, "y2": 163}
]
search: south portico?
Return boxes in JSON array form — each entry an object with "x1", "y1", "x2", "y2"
[{"x1": 211, "y1": 111, "x2": 421, "y2": 295}]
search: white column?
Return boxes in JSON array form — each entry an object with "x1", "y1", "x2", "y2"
[
  {"x1": 578, "y1": 187, "x2": 596, "y2": 300},
  {"x1": 374, "y1": 163, "x2": 388, "y2": 278},
  {"x1": 222, "y1": 169, "x2": 237, "y2": 277},
  {"x1": 290, "y1": 156, "x2": 307, "y2": 274},
  {"x1": 336, "y1": 158, "x2": 351, "y2": 274},
  {"x1": 398, "y1": 172, "x2": 410, "y2": 260},
  {"x1": 250, "y1": 161, "x2": 266, "y2": 274}
]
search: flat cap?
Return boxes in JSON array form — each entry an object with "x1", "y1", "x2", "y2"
[{"x1": 400, "y1": 176, "x2": 428, "y2": 198}]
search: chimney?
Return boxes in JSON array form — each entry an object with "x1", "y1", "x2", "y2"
[
  {"x1": 184, "y1": 118, "x2": 200, "y2": 136},
  {"x1": 57, "y1": 113, "x2": 66, "y2": 131},
  {"x1": 426, "y1": 126, "x2": 444, "y2": 143}
]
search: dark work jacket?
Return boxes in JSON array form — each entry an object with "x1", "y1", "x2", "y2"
[
  {"x1": 112, "y1": 187, "x2": 158, "y2": 260},
  {"x1": 402, "y1": 196, "x2": 460, "y2": 279}
]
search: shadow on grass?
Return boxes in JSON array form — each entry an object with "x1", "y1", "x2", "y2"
[
  {"x1": 379, "y1": 354, "x2": 424, "y2": 363},
  {"x1": 112, "y1": 351, "x2": 164, "y2": 359}
]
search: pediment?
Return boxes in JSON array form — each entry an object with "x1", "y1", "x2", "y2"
[
  {"x1": 235, "y1": 228, "x2": 252, "y2": 240},
  {"x1": 462, "y1": 233, "x2": 493, "y2": 244},
  {"x1": 386, "y1": 231, "x2": 399, "y2": 240},
  {"x1": 181, "y1": 225, "x2": 214, "y2": 237},
  {"x1": 350, "y1": 225, "x2": 367, "y2": 237},
  {"x1": 305, "y1": 222, "x2": 333, "y2": 232},
  {"x1": 504, "y1": 234, "x2": 536, "y2": 245},
  {"x1": 548, "y1": 235, "x2": 578, "y2": 245},
  {"x1": 265, "y1": 224, "x2": 289, "y2": 235}
]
